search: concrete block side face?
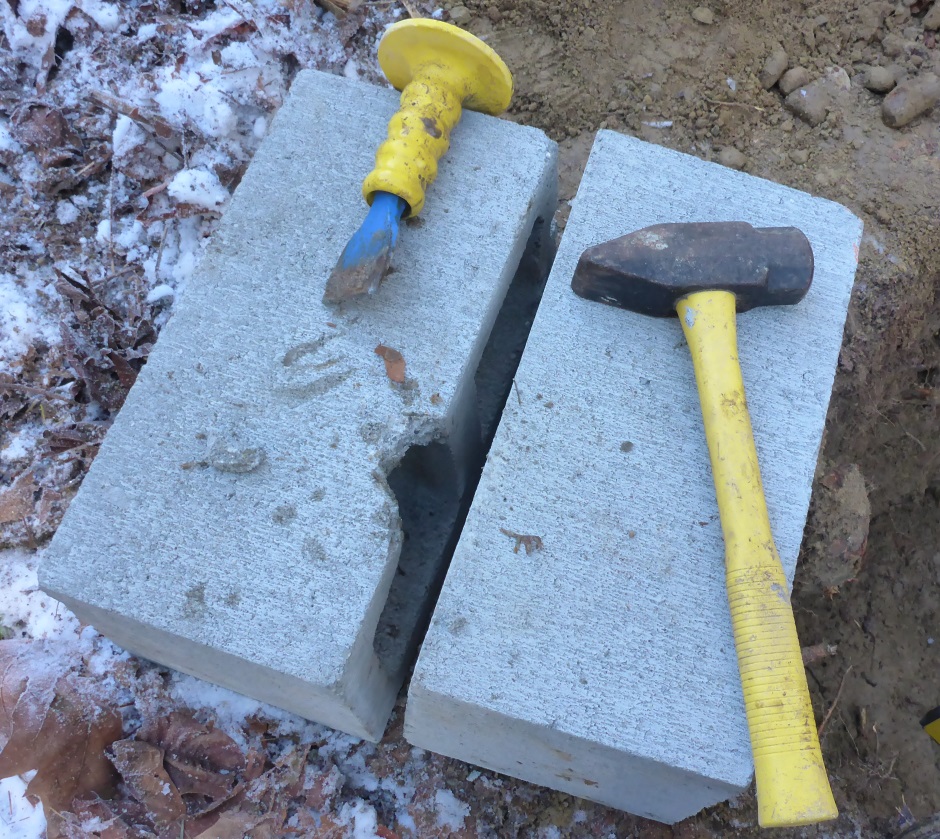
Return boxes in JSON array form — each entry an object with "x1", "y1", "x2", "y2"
[
  {"x1": 39, "y1": 69, "x2": 558, "y2": 741},
  {"x1": 48, "y1": 591, "x2": 383, "y2": 740},
  {"x1": 405, "y1": 685, "x2": 744, "y2": 824},
  {"x1": 408, "y1": 130, "x2": 862, "y2": 816}
]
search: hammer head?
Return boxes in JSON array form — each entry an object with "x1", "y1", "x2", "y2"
[{"x1": 571, "y1": 222, "x2": 814, "y2": 317}]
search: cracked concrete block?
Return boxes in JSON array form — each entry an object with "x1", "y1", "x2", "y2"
[
  {"x1": 405, "y1": 130, "x2": 862, "y2": 821},
  {"x1": 39, "y1": 69, "x2": 557, "y2": 741}
]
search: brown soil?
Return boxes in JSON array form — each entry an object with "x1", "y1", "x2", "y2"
[{"x1": 437, "y1": 0, "x2": 940, "y2": 835}]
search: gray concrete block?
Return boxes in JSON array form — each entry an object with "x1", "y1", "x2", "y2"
[
  {"x1": 39, "y1": 69, "x2": 557, "y2": 741},
  {"x1": 405, "y1": 130, "x2": 863, "y2": 820}
]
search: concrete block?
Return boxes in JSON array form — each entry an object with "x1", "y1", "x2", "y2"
[
  {"x1": 39, "y1": 69, "x2": 557, "y2": 741},
  {"x1": 405, "y1": 130, "x2": 863, "y2": 820}
]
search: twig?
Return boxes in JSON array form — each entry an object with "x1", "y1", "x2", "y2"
[
  {"x1": 153, "y1": 220, "x2": 171, "y2": 283},
  {"x1": 89, "y1": 90, "x2": 182, "y2": 161},
  {"x1": 818, "y1": 665, "x2": 852, "y2": 738},
  {"x1": 101, "y1": 265, "x2": 138, "y2": 284},
  {"x1": 512, "y1": 378, "x2": 521, "y2": 405},
  {"x1": 400, "y1": 0, "x2": 418, "y2": 15},
  {"x1": 702, "y1": 95, "x2": 765, "y2": 112},
  {"x1": 874, "y1": 405, "x2": 927, "y2": 452},
  {"x1": 108, "y1": 169, "x2": 116, "y2": 275},
  {"x1": 0, "y1": 381, "x2": 71, "y2": 401},
  {"x1": 89, "y1": 90, "x2": 176, "y2": 140}
]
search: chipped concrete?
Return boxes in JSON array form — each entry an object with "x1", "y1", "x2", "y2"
[
  {"x1": 406, "y1": 130, "x2": 862, "y2": 820},
  {"x1": 39, "y1": 69, "x2": 557, "y2": 741}
]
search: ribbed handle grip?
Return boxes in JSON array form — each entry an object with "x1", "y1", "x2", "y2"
[
  {"x1": 678, "y1": 290, "x2": 837, "y2": 828},
  {"x1": 361, "y1": 66, "x2": 465, "y2": 218}
]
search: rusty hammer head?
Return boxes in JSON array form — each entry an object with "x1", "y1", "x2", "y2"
[{"x1": 571, "y1": 222, "x2": 814, "y2": 316}]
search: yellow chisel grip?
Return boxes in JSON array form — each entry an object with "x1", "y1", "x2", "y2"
[
  {"x1": 677, "y1": 290, "x2": 838, "y2": 828},
  {"x1": 361, "y1": 65, "x2": 466, "y2": 218}
]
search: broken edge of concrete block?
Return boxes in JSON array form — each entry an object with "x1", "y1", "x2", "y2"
[
  {"x1": 39, "y1": 69, "x2": 558, "y2": 742},
  {"x1": 405, "y1": 129, "x2": 863, "y2": 819}
]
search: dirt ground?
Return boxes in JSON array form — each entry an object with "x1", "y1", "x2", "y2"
[
  {"x1": 1, "y1": 0, "x2": 939, "y2": 836},
  {"x1": 446, "y1": 0, "x2": 940, "y2": 834}
]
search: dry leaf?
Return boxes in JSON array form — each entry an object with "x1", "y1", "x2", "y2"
[
  {"x1": 109, "y1": 739, "x2": 186, "y2": 828},
  {"x1": 375, "y1": 344, "x2": 405, "y2": 384},
  {"x1": 10, "y1": 102, "x2": 83, "y2": 167},
  {"x1": 131, "y1": 710, "x2": 249, "y2": 831},
  {"x1": 140, "y1": 710, "x2": 245, "y2": 775},
  {"x1": 0, "y1": 640, "x2": 123, "y2": 814},
  {"x1": 48, "y1": 800, "x2": 142, "y2": 839},
  {"x1": 55, "y1": 268, "x2": 156, "y2": 414},
  {"x1": 193, "y1": 809, "x2": 281, "y2": 839},
  {"x1": 304, "y1": 763, "x2": 343, "y2": 810},
  {"x1": 0, "y1": 470, "x2": 37, "y2": 524}
]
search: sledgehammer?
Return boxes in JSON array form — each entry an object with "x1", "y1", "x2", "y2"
[{"x1": 572, "y1": 222, "x2": 837, "y2": 828}]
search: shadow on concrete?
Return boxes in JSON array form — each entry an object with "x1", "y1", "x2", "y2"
[{"x1": 372, "y1": 216, "x2": 557, "y2": 686}]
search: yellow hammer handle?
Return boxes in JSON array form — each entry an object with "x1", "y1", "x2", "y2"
[
  {"x1": 362, "y1": 65, "x2": 466, "y2": 218},
  {"x1": 677, "y1": 290, "x2": 837, "y2": 828}
]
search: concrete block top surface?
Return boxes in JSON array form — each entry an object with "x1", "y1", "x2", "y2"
[
  {"x1": 411, "y1": 131, "x2": 862, "y2": 787},
  {"x1": 39, "y1": 69, "x2": 556, "y2": 737}
]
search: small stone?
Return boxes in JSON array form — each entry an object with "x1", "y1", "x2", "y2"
[
  {"x1": 718, "y1": 147, "x2": 747, "y2": 170},
  {"x1": 865, "y1": 66, "x2": 896, "y2": 92},
  {"x1": 882, "y1": 73, "x2": 940, "y2": 127},
  {"x1": 691, "y1": 7, "x2": 715, "y2": 24},
  {"x1": 759, "y1": 47, "x2": 789, "y2": 89},
  {"x1": 784, "y1": 83, "x2": 830, "y2": 126},
  {"x1": 823, "y1": 66, "x2": 851, "y2": 92},
  {"x1": 790, "y1": 149, "x2": 810, "y2": 164},
  {"x1": 448, "y1": 4, "x2": 471, "y2": 25},
  {"x1": 487, "y1": 6, "x2": 502, "y2": 22},
  {"x1": 779, "y1": 67, "x2": 812, "y2": 95},
  {"x1": 925, "y1": 2, "x2": 940, "y2": 29},
  {"x1": 881, "y1": 33, "x2": 905, "y2": 57}
]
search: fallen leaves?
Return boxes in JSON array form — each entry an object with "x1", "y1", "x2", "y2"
[
  {"x1": 55, "y1": 268, "x2": 156, "y2": 414},
  {"x1": 375, "y1": 344, "x2": 406, "y2": 384},
  {"x1": 9, "y1": 101, "x2": 111, "y2": 192},
  {"x1": 10, "y1": 102, "x2": 83, "y2": 168},
  {"x1": 0, "y1": 469, "x2": 64, "y2": 542},
  {"x1": 0, "y1": 640, "x2": 124, "y2": 817},
  {"x1": 0, "y1": 470, "x2": 38, "y2": 525},
  {"x1": 140, "y1": 711, "x2": 247, "y2": 805}
]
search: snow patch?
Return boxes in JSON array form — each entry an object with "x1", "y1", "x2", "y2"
[
  {"x1": 82, "y1": 0, "x2": 121, "y2": 31},
  {"x1": 112, "y1": 114, "x2": 147, "y2": 159},
  {"x1": 1, "y1": 425, "x2": 43, "y2": 463},
  {"x1": 339, "y1": 801, "x2": 384, "y2": 839},
  {"x1": 435, "y1": 789, "x2": 470, "y2": 831},
  {"x1": 0, "y1": 273, "x2": 59, "y2": 372},
  {"x1": 167, "y1": 167, "x2": 229, "y2": 210},
  {"x1": 0, "y1": 550, "x2": 80, "y2": 640},
  {"x1": 0, "y1": 120, "x2": 22, "y2": 153},
  {"x1": 146, "y1": 283, "x2": 174, "y2": 303},
  {"x1": 154, "y1": 71, "x2": 238, "y2": 138},
  {"x1": 56, "y1": 199, "x2": 81, "y2": 225},
  {"x1": 0, "y1": 774, "x2": 46, "y2": 839}
]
